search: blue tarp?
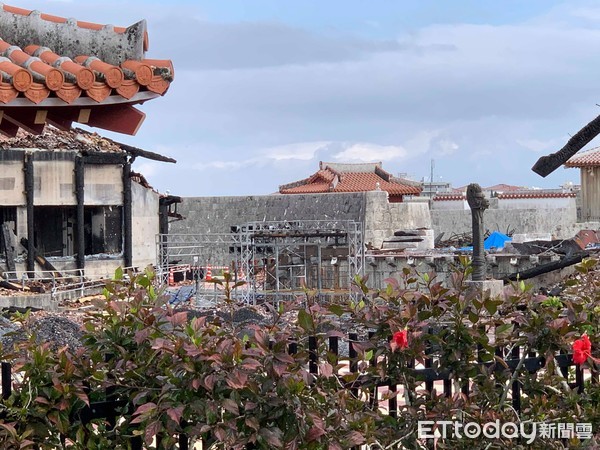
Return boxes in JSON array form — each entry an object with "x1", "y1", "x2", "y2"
[
  {"x1": 166, "y1": 285, "x2": 196, "y2": 306},
  {"x1": 484, "y1": 231, "x2": 511, "y2": 250},
  {"x1": 458, "y1": 231, "x2": 511, "y2": 252}
]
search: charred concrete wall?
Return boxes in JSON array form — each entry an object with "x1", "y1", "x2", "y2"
[
  {"x1": 0, "y1": 150, "x2": 159, "y2": 277},
  {"x1": 84, "y1": 165, "x2": 122, "y2": 205},
  {"x1": 0, "y1": 160, "x2": 25, "y2": 205}
]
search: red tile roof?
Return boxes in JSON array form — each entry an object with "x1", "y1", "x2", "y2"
[
  {"x1": 497, "y1": 192, "x2": 576, "y2": 199},
  {"x1": 0, "y1": 4, "x2": 173, "y2": 136},
  {"x1": 454, "y1": 183, "x2": 524, "y2": 192},
  {"x1": 565, "y1": 147, "x2": 600, "y2": 168},
  {"x1": 279, "y1": 161, "x2": 421, "y2": 197},
  {"x1": 432, "y1": 194, "x2": 466, "y2": 201},
  {"x1": 485, "y1": 183, "x2": 524, "y2": 192}
]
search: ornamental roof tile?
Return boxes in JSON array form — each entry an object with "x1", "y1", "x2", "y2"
[
  {"x1": 565, "y1": 147, "x2": 600, "y2": 168},
  {"x1": 497, "y1": 191, "x2": 576, "y2": 199},
  {"x1": 279, "y1": 162, "x2": 421, "y2": 197},
  {"x1": 0, "y1": 4, "x2": 173, "y2": 136}
]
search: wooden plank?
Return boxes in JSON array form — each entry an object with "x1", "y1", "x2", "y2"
[
  {"x1": 20, "y1": 237, "x2": 63, "y2": 278},
  {"x1": 1, "y1": 223, "x2": 16, "y2": 275}
]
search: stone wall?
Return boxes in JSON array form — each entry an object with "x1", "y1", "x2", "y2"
[
  {"x1": 171, "y1": 192, "x2": 433, "y2": 251},
  {"x1": 431, "y1": 206, "x2": 579, "y2": 240},
  {"x1": 171, "y1": 192, "x2": 368, "y2": 235},
  {"x1": 364, "y1": 191, "x2": 432, "y2": 248}
]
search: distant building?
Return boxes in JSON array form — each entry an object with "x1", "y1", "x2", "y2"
[
  {"x1": 454, "y1": 183, "x2": 525, "y2": 197},
  {"x1": 279, "y1": 161, "x2": 422, "y2": 203},
  {"x1": 565, "y1": 147, "x2": 600, "y2": 221},
  {"x1": 420, "y1": 180, "x2": 453, "y2": 198}
]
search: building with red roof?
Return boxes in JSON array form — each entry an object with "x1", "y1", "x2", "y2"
[
  {"x1": 279, "y1": 162, "x2": 421, "y2": 203},
  {"x1": 565, "y1": 147, "x2": 600, "y2": 221}
]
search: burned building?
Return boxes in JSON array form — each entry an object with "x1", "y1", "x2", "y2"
[
  {"x1": 0, "y1": 127, "x2": 178, "y2": 278},
  {"x1": 0, "y1": 4, "x2": 175, "y2": 279}
]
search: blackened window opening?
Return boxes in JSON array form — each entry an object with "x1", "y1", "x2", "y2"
[
  {"x1": 33, "y1": 206, "x2": 122, "y2": 258},
  {"x1": 84, "y1": 206, "x2": 122, "y2": 255},
  {"x1": 33, "y1": 206, "x2": 76, "y2": 257}
]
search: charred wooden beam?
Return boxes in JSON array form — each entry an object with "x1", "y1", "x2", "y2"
[
  {"x1": 0, "y1": 280, "x2": 29, "y2": 291},
  {"x1": 75, "y1": 156, "x2": 85, "y2": 270},
  {"x1": 82, "y1": 153, "x2": 127, "y2": 165},
  {"x1": 20, "y1": 238, "x2": 64, "y2": 278},
  {"x1": 24, "y1": 154, "x2": 34, "y2": 273},
  {"x1": 1, "y1": 223, "x2": 15, "y2": 276},
  {"x1": 123, "y1": 160, "x2": 133, "y2": 268},
  {"x1": 532, "y1": 113, "x2": 600, "y2": 177},
  {"x1": 159, "y1": 200, "x2": 169, "y2": 236},
  {"x1": 117, "y1": 141, "x2": 176, "y2": 163},
  {"x1": 503, "y1": 252, "x2": 588, "y2": 282}
]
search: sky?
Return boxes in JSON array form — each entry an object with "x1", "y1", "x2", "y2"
[{"x1": 16, "y1": 0, "x2": 600, "y2": 195}]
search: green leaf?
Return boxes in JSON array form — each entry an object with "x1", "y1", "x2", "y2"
[
  {"x1": 114, "y1": 266, "x2": 123, "y2": 281},
  {"x1": 495, "y1": 323, "x2": 513, "y2": 336},
  {"x1": 328, "y1": 304, "x2": 344, "y2": 316},
  {"x1": 365, "y1": 349, "x2": 373, "y2": 361},
  {"x1": 297, "y1": 309, "x2": 314, "y2": 332},
  {"x1": 468, "y1": 310, "x2": 479, "y2": 324},
  {"x1": 484, "y1": 299, "x2": 498, "y2": 315}
]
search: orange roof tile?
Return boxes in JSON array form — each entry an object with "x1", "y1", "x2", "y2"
[
  {"x1": 433, "y1": 194, "x2": 466, "y2": 201},
  {"x1": 0, "y1": 4, "x2": 173, "y2": 136},
  {"x1": 280, "y1": 162, "x2": 421, "y2": 197},
  {"x1": 497, "y1": 192, "x2": 576, "y2": 199},
  {"x1": 565, "y1": 147, "x2": 600, "y2": 168}
]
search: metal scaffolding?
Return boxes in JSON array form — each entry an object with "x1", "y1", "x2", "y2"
[{"x1": 157, "y1": 219, "x2": 364, "y2": 304}]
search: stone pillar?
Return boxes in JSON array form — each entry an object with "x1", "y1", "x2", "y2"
[{"x1": 466, "y1": 183, "x2": 489, "y2": 281}]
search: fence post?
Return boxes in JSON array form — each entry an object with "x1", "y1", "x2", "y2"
[
  {"x1": 1, "y1": 362, "x2": 11, "y2": 399},
  {"x1": 308, "y1": 336, "x2": 318, "y2": 375},
  {"x1": 80, "y1": 269, "x2": 85, "y2": 297}
]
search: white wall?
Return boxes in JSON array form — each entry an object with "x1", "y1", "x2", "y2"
[
  {"x1": 33, "y1": 160, "x2": 75, "y2": 205},
  {"x1": 432, "y1": 199, "x2": 469, "y2": 210},
  {"x1": 497, "y1": 196, "x2": 574, "y2": 210},
  {"x1": 84, "y1": 165, "x2": 123, "y2": 205},
  {"x1": 0, "y1": 161, "x2": 25, "y2": 205},
  {"x1": 131, "y1": 181, "x2": 159, "y2": 269}
]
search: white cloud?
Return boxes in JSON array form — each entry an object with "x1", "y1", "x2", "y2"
[
  {"x1": 261, "y1": 141, "x2": 332, "y2": 161},
  {"x1": 516, "y1": 138, "x2": 562, "y2": 153},
  {"x1": 333, "y1": 143, "x2": 407, "y2": 162},
  {"x1": 437, "y1": 139, "x2": 459, "y2": 156}
]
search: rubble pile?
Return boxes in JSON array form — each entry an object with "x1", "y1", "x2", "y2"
[
  {"x1": 0, "y1": 311, "x2": 84, "y2": 352},
  {"x1": 0, "y1": 125, "x2": 122, "y2": 153}
]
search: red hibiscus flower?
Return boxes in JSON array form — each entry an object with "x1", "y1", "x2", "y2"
[
  {"x1": 573, "y1": 334, "x2": 592, "y2": 366},
  {"x1": 391, "y1": 329, "x2": 409, "y2": 352}
]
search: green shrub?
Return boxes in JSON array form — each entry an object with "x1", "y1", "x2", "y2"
[{"x1": 0, "y1": 259, "x2": 598, "y2": 449}]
